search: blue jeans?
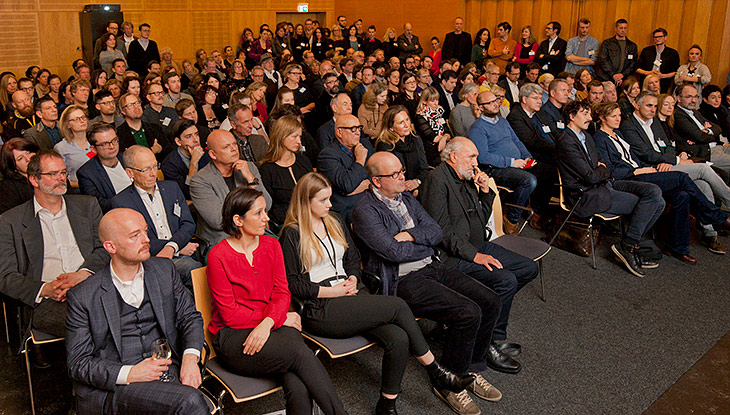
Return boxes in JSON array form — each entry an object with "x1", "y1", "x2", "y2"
[{"x1": 486, "y1": 166, "x2": 537, "y2": 223}]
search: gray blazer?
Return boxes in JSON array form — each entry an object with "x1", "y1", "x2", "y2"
[
  {"x1": 66, "y1": 257, "x2": 203, "y2": 413},
  {"x1": 0, "y1": 195, "x2": 109, "y2": 306},
  {"x1": 189, "y1": 161, "x2": 271, "y2": 247},
  {"x1": 23, "y1": 122, "x2": 54, "y2": 150}
]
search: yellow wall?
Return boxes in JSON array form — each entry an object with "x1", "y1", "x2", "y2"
[{"x1": 1, "y1": 0, "x2": 729, "y2": 85}]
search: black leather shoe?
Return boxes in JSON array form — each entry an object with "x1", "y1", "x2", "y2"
[
  {"x1": 375, "y1": 396, "x2": 397, "y2": 415},
  {"x1": 638, "y1": 256, "x2": 659, "y2": 269},
  {"x1": 426, "y1": 361, "x2": 475, "y2": 393},
  {"x1": 30, "y1": 343, "x2": 51, "y2": 369},
  {"x1": 486, "y1": 343, "x2": 522, "y2": 374},
  {"x1": 494, "y1": 342, "x2": 521, "y2": 357},
  {"x1": 611, "y1": 242, "x2": 645, "y2": 277}
]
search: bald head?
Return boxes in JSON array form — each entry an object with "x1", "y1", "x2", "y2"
[
  {"x1": 100, "y1": 208, "x2": 151, "y2": 264},
  {"x1": 207, "y1": 129, "x2": 240, "y2": 165},
  {"x1": 335, "y1": 114, "x2": 359, "y2": 129},
  {"x1": 207, "y1": 129, "x2": 233, "y2": 151},
  {"x1": 100, "y1": 208, "x2": 143, "y2": 243},
  {"x1": 366, "y1": 151, "x2": 401, "y2": 178},
  {"x1": 11, "y1": 90, "x2": 33, "y2": 116},
  {"x1": 122, "y1": 145, "x2": 154, "y2": 169}
]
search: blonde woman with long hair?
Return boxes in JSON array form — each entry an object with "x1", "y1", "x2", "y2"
[
  {"x1": 258, "y1": 115, "x2": 313, "y2": 226},
  {"x1": 414, "y1": 87, "x2": 450, "y2": 166},
  {"x1": 54, "y1": 105, "x2": 93, "y2": 184},
  {"x1": 279, "y1": 172, "x2": 475, "y2": 415},
  {"x1": 358, "y1": 82, "x2": 388, "y2": 137}
]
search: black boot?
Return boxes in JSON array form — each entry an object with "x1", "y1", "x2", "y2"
[
  {"x1": 375, "y1": 395, "x2": 397, "y2": 415},
  {"x1": 425, "y1": 361, "x2": 475, "y2": 393},
  {"x1": 611, "y1": 241, "x2": 645, "y2": 277}
]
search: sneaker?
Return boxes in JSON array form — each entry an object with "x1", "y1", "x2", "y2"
[
  {"x1": 468, "y1": 373, "x2": 502, "y2": 402},
  {"x1": 611, "y1": 242, "x2": 645, "y2": 278},
  {"x1": 701, "y1": 235, "x2": 726, "y2": 255},
  {"x1": 433, "y1": 388, "x2": 481, "y2": 415}
]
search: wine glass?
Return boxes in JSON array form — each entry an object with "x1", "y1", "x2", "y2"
[{"x1": 151, "y1": 338, "x2": 174, "y2": 382}]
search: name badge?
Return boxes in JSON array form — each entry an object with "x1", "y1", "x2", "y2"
[
  {"x1": 627, "y1": 54, "x2": 634, "y2": 59},
  {"x1": 299, "y1": 87, "x2": 307, "y2": 93},
  {"x1": 550, "y1": 49, "x2": 557, "y2": 55},
  {"x1": 529, "y1": 50, "x2": 535, "y2": 56},
  {"x1": 173, "y1": 202, "x2": 181, "y2": 217},
  {"x1": 556, "y1": 121, "x2": 565, "y2": 129},
  {"x1": 588, "y1": 50, "x2": 595, "y2": 55},
  {"x1": 281, "y1": 43, "x2": 286, "y2": 47},
  {"x1": 316, "y1": 42, "x2": 321, "y2": 46},
  {"x1": 542, "y1": 64, "x2": 549, "y2": 70},
  {"x1": 329, "y1": 277, "x2": 346, "y2": 287},
  {"x1": 653, "y1": 59, "x2": 662, "y2": 67},
  {"x1": 542, "y1": 125, "x2": 551, "y2": 133},
  {"x1": 162, "y1": 117, "x2": 171, "y2": 126},
  {"x1": 221, "y1": 103, "x2": 229, "y2": 109},
  {"x1": 656, "y1": 140, "x2": 666, "y2": 147}
]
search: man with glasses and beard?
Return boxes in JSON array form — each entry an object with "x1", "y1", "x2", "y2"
[
  {"x1": 3, "y1": 90, "x2": 38, "y2": 141},
  {"x1": 0, "y1": 150, "x2": 109, "y2": 366}
]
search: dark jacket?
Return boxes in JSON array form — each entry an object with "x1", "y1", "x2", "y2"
[
  {"x1": 362, "y1": 37, "x2": 383, "y2": 57},
  {"x1": 441, "y1": 31, "x2": 472, "y2": 65},
  {"x1": 699, "y1": 101, "x2": 730, "y2": 140},
  {"x1": 126, "y1": 38, "x2": 161, "y2": 78},
  {"x1": 23, "y1": 121, "x2": 56, "y2": 150},
  {"x1": 396, "y1": 33, "x2": 423, "y2": 59},
  {"x1": 66, "y1": 257, "x2": 202, "y2": 414},
  {"x1": 506, "y1": 105, "x2": 556, "y2": 164},
  {"x1": 317, "y1": 138, "x2": 375, "y2": 223},
  {"x1": 159, "y1": 148, "x2": 212, "y2": 200},
  {"x1": 420, "y1": 163, "x2": 495, "y2": 267},
  {"x1": 77, "y1": 155, "x2": 127, "y2": 212},
  {"x1": 317, "y1": 118, "x2": 336, "y2": 150},
  {"x1": 497, "y1": 78, "x2": 518, "y2": 105},
  {"x1": 374, "y1": 134, "x2": 429, "y2": 181},
  {"x1": 555, "y1": 128, "x2": 612, "y2": 217},
  {"x1": 0, "y1": 195, "x2": 109, "y2": 306},
  {"x1": 436, "y1": 85, "x2": 458, "y2": 119},
  {"x1": 538, "y1": 99, "x2": 566, "y2": 138},
  {"x1": 116, "y1": 120, "x2": 173, "y2": 161},
  {"x1": 351, "y1": 190, "x2": 443, "y2": 296},
  {"x1": 593, "y1": 129, "x2": 643, "y2": 180},
  {"x1": 619, "y1": 115, "x2": 677, "y2": 166},
  {"x1": 636, "y1": 46, "x2": 680, "y2": 92},
  {"x1": 535, "y1": 37, "x2": 567, "y2": 76},
  {"x1": 0, "y1": 175, "x2": 33, "y2": 214},
  {"x1": 110, "y1": 180, "x2": 195, "y2": 256},
  {"x1": 596, "y1": 37, "x2": 638, "y2": 82},
  {"x1": 279, "y1": 214, "x2": 361, "y2": 310},
  {"x1": 673, "y1": 106, "x2": 722, "y2": 160}
]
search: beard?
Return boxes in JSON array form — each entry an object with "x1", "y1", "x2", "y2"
[
  {"x1": 39, "y1": 180, "x2": 67, "y2": 196},
  {"x1": 458, "y1": 165, "x2": 475, "y2": 180},
  {"x1": 17, "y1": 106, "x2": 34, "y2": 118}
]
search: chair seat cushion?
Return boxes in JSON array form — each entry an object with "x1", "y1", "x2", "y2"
[
  {"x1": 206, "y1": 358, "x2": 280, "y2": 402},
  {"x1": 302, "y1": 332, "x2": 375, "y2": 358},
  {"x1": 493, "y1": 235, "x2": 551, "y2": 261}
]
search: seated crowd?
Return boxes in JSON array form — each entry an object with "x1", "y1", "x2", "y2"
[{"x1": 2, "y1": 13, "x2": 730, "y2": 415}]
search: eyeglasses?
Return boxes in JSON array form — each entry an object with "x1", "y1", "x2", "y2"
[
  {"x1": 122, "y1": 101, "x2": 142, "y2": 109},
  {"x1": 98, "y1": 99, "x2": 115, "y2": 106},
  {"x1": 337, "y1": 125, "x2": 363, "y2": 133},
  {"x1": 94, "y1": 138, "x2": 119, "y2": 148},
  {"x1": 69, "y1": 114, "x2": 88, "y2": 122},
  {"x1": 289, "y1": 72, "x2": 302, "y2": 75},
  {"x1": 478, "y1": 99, "x2": 500, "y2": 106},
  {"x1": 376, "y1": 168, "x2": 406, "y2": 179},
  {"x1": 128, "y1": 164, "x2": 159, "y2": 174},
  {"x1": 148, "y1": 90, "x2": 164, "y2": 96},
  {"x1": 39, "y1": 169, "x2": 68, "y2": 179},
  {"x1": 20, "y1": 86, "x2": 34, "y2": 92}
]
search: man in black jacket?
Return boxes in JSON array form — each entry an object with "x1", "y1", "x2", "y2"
[
  {"x1": 674, "y1": 84, "x2": 730, "y2": 171},
  {"x1": 535, "y1": 21, "x2": 567, "y2": 76},
  {"x1": 116, "y1": 93, "x2": 172, "y2": 161},
  {"x1": 635, "y1": 28, "x2": 680, "y2": 93},
  {"x1": 556, "y1": 100, "x2": 664, "y2": 277},
  {"x1": 126, "y1": 23, "x2": 160, "y2": 78},
  {"x1": 595, "y1": 19, "x2": 638, "y2": 86},
  {"x1": 421, "y1": 138, "x2": 537, "y2": 375},
  {"x1": 441, "y1": 17, "x2": 472, "y2": 65}
]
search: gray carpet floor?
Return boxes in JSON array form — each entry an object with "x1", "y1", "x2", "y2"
[{"x1": 2, "y1": 230, "x2": 729, "y2": 415}]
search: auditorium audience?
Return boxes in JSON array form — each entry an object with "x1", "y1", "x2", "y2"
[
  {"x1": 23, "y1": 95, "x2": 60, "y2": 149},
  {"x1": 673, "y1": 84, "x2": 730, "y2": 170},
  {"x1": 228, "y1": 103, "x2": 268, "y2": 162},
  {"x1": 617, "y1": 77, "x2": 641, "y2": 119},
  {"x1": 117, "y1": 92, "x2": 171, "y2": 161},
  {"x1": 77, "y1": 122, "x2": 130, "y2": 212},
  {"x1": 160, "y1": 119, "x2": 211, "y2": 200},
  {"x1": 699, "y1": 85, "x2": 730, "y2": 140}
]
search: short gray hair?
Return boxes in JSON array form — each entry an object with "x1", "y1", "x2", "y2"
[
  {"x1": 519, "y1": 83, "x2": 543, "y2": 100},
  {"x1": 458, "y1": 83, "x2": 479, "y2": 101},
  {"x1": 123, "y1": 145, "x2": 153, "y2": 168},
  {"x1": 440, "y1": 137, "x2": 467, "y2": 162},
  {"x1": 636, "y1": 91, "x2": 658, "y2": 105}
]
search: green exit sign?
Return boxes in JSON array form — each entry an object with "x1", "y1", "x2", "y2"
[{"x1": 297, "y1": 3, "x2": 308, "y2": 12}]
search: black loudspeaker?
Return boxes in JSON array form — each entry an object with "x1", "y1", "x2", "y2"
[{"x1": 79, "y1": 4, "x2": 123, "y2": 69}]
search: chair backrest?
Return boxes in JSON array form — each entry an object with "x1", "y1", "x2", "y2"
[
  {"x1": 191, "y1": 266, "x2": 216, "y2": 359},
  {"x1": 487, "y1": 177, "x2": 505, "y2": 238},
  {"x1": 157, "y1": 169, "x2": 165, "y2": 181},
  {"x1": 556, "y1": 170, "x2": 570, "y2": 211}
]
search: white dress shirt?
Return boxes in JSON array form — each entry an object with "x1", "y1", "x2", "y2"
[
  {"x1": 35, "y1": 197, "x2": 85, "y2": 302},
  {"x1": 103, "y1": 161, "x2": 133, "y2": 194},
  {"x1": 111, "y1": 262, "x2": 200, "y2": 385},
  {"x1": 135, "y1": 184, "x2": 177, "y2": 253}
]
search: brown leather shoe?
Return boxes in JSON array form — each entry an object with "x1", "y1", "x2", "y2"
[
  {"x1": 502, "y1": 215, "x2": 519, "y2": 235},
  {"x1": 662, "y1": 249, "x2": 697, "y2": 265},
  {"x1": 701, "y1": 235, "x2": 726, "y2": 255}
]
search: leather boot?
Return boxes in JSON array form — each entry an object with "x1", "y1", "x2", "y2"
[
  {"x1": 426, "y1": 361, "x2": 475, "y2": 393},
  {"x1": 375, "y1": 396, "x2": 397, "y2": 415}
]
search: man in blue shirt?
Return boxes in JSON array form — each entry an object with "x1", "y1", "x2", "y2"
[{"x1": 565, "y1": 18, "x2": 599, "y2": 74}]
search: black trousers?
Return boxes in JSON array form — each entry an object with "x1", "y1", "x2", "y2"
[
  {"x1": 604, "y1": 180, "x2": 665, "y2": 246},
  {"x1": 213, "y1": 326, "x2": 348, "y2": 415},
  {"x1": 304, "y1": 293, "x2": 431, "y2": 395},
  {"x1": 396, "y1": 262, "x2": 501, "y2": 375},
  {"x1": 456, "y1": 242, "x2": 538, "y2": 341},
  {"x1": 32, "y1": 299, "x2": 67, "y2": 338}
]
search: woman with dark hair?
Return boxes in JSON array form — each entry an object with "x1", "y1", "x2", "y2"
[
  {"x1": 47, "y1": 74, "x2": 62, "y2": 104},
  {"x1": 35, "y1": 69, "x2": 51, "y2": 98},
  {"x1": 282, "y1": 64, "x2": 314, "y2": 114},
  {"x1": 617, "y1": 77, "x2": 641, "y2": 119},
  {"x1": 700, "y1": 85, "x2": 730, "y2": 139},
  {"x1": 291, "y1": 24, "x2": 309, "y2": 62},
  {"x1": 384, "y1": 68, "x2": 400, "y2": 105},
  {"x1": 122, "y1": 76, "x2": 141, "y2": 96},
  {"x1": 394, "y1": 71, "x2": 419, "y2": 119},
  {"x1": 0, "y1": 137, "x2": 38, "y2": 213},
  {"x1": 258, "y1": 115, "x2": 314, "y2": 226},
  {"x1": 273, "y1": 23, "x2": 292, "y2": 58},
  {"x1": 280, "y1": 172, "x2": 479, "y2": 415},
  {"x1": 311, "y1": 28, "x2": 333, "y2": 62},
  {"x1": 675, "y1": 44, "x2": 712, "y2": 97},
  {"x1": 722, "y1": 85, "x2": 730, "y2": 110},
  {"x1": 206, "y1": 187, "x2": 349, "y2": 415},
  {"x1": 375, "y1": 105, "x2": 429, "y2": 191},
  {"x1": 91, "y1": 69, "x2": 108, "y2": 95},
  {"x1": 194, "y1": 48, "x2": 207, "y2": 72},
  {"x1": 99, "y1": 32, "x2": 126, "y2": 74},
  {"x1": 226, "y1": 59, "x2": 249, "y2": 93},
  {"x1": 237, "y1": 28, "x2": 256, "y2": 69},
  {"x1": 471, "y1": 28, "x2": 491, "y2": 67},
  {"x1": 414, "y1": 87, "x2": 451, "y2": 165},
  {"x1": 346, "y1": 25, "x2": 362, "y2": 52},
  {"x1": 195, "y1": 85, "x2": 225, "y2": 130},
  {"x1": 203, "y1": 72, "x2": 228, "y2": 107},
  {"x1": 574, "y1": 68, "x2": 592, "y2": 101},
  {"x1": 428, "y1": 37, "x2": 442, "y2": 75},
  {"x1": 249, "y1": 29, "x2": 273, "y2": 65}
]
